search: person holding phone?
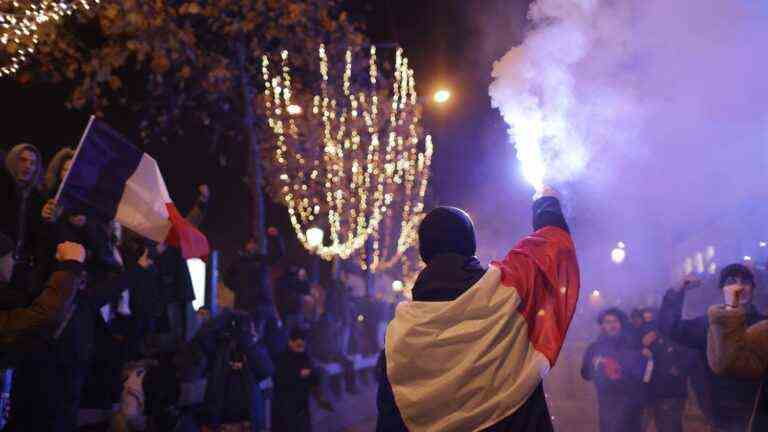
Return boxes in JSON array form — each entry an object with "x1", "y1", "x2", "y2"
[
  {"x1": 659, "y1": 264, "x2": 763, "y2": 431},
  {"x1": 707, "y1": 266, "x2": 768, "y2": 432}
]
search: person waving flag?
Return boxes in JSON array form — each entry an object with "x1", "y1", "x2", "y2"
[{"x1": 56, "y1": 116, "x2": 209, "y2": 259}]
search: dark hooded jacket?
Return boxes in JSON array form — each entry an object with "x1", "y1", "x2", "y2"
[
  {"x1": 376, "y1": 196, "x2": 570, "y2": 432},
  {"x1": 271, "y1": 348, "x2": 323, "y2": 432},
  {"x1": 1, "y1": 144, "x2": 46, "y2": 298},
  {"x1": 194, "y1": 310, "x2": 274, "y2": 428}
]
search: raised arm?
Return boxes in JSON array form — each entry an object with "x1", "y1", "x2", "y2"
[
  {"x1": 658, "y1": 277, "x2": 707, "y2": 350},
  {"x1": 491, "y1": 189, "x2": 580, "y2": 366},
  {"x1": 0, "y1": 242, "x2": 84, "y2": 344},
  {"x1": 707, "y1": 305, "x2": 768, "y2": 380}
]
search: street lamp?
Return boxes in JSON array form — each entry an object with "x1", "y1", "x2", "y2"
[
  {"x1": 611, "y1": 241, "x2": 627, "y2": 265},
  {"x1": 433, "y1": 89, "x2": 451, "y2": 104}
]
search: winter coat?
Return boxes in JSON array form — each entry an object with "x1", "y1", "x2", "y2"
[
  {"x1": 195, "y1": 310, "x2": 274, "y2": 428},
  {"x1": 376, "y1": 196, "x2": 577, "y2": 432},
  {"x1": 1, "y1": 143, "x2": 44, "y2": 255},
  {"x1": 658, "y1": 288, "x2": 764, "y2": 426},
  {"x1": 1, "y1": 144, "x2": 46, "y2": 298},
  {"x1": 707, "y1": 305, "x2": 768, "y2": 432},
  {"x1": 581, "y1": 333, "x2": 647, "y2": 432},
  {"x1": 0, "y1": 261, "x2": 83, "y2": 364},
  {"x1": 271, "y1": 350, "x2": 322, "y2": 432},
  {"x1": 224, "y1": 233, "x2": 284, "y2": 313}
]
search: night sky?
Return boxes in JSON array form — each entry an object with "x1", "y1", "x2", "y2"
[{"x1": 0, "y1": 0, "x2": 537, "y2": 272}]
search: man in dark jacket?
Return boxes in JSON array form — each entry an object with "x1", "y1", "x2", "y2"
[
  {"x1": 272, "y1": 326, "x2": 334, "y2": 432},
  {"x1": 194, "y1": 309, "x2": 274, "y2": 431},
  {"x1": 582, "y1": 308, "x2": 648, "y2": 432},
  {"x1": 225, "y1": 227, "x2": 285, "y2": 320},
  {"x1": 659, "y1": 264, "x2": 764, "y2": 432},
  {"x1": 1, "y1": 143, "x2": 46, "y2": 298},
  {"x1": 376, "y1": 187, "x2": 579, "y2": 432}
]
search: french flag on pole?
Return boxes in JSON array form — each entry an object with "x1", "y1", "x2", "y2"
[{"x1": 56, "y1": 116, "x2": 210, "y2": 259}]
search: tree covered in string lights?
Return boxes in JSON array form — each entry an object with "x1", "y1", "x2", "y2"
[
  {"x1": 20, "y1": 0, "x2": 364, "y2": 251},
  {"x1": 0, "y1": 0, "x2": 99, "y2": 77},
  {"x1": 262, "y1": 45, "x2": 433, "y2": 262}
]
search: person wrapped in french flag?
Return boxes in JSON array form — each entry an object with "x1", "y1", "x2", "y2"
[
  {"x1": 55, "y1": 116, "x2": 209, "y2": 259},
  {"x1": 377, "y1": 188, "x2": 579, "y2": 432}
]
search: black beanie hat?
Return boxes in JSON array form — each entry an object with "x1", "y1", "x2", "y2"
[
  {"x1": 418, "y1": 206, "x2": 477, "y2": 263},
  {"x1": 719, "y1": 263, "x2": 755, "y2": 289}
]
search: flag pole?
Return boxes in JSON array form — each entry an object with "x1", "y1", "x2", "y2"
[{"x1": 54, "y1": 115, "x2": 96, "y2": 204}]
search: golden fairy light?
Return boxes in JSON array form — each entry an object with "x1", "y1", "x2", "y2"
[
  {"x1": 0, "y1": 0, "x2": 99, "y2": 77},
  {"x1": 262, "y1": 45, "x2": 433, "y2": 261}
]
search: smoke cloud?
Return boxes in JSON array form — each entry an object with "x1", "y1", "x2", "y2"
[{"x1": 489, "y1": 0, "x2": 768, "y2": 242}]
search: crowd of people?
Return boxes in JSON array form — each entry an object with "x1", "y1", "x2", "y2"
[
  {"x1": 582, "y1": 263, "x2": 768, "y2": 432},
  {"x1": 0, "y1": 143, "x2": 388, "y2": 432},
  {"x1": 3, "y1": 139, "x2": 767, "y2": 432}
]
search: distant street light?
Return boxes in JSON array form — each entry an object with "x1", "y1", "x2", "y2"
[
  {"x1": 433, "y1": 89, "x2": 451, "y2": 104},
  {"x1": 306, "y1": 227, "x2": 324, "y2": 250},
  {"x1": 287, "y1": 104, "x2": 303, "y2": 116},
  {"x1": 611, "y1": 241, "x2": 627, "y2": 265}
]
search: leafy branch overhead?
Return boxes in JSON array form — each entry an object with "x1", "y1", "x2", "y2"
[{"x1": 26, "y1": 0, "x2": 366, "y2": 142}]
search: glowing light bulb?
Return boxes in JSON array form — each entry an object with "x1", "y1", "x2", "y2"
[
  {"x1": 591, "y1": 289, "x2": 600, "y2": 297},
  {"x1": 611, "y1": 242, "x2": 626, "y2": 264},
  {"x1": 433, "y1": 89, "x2": 451, "y2": 104},
  {"x1": 286, "y1": 104, "x2": 302, "y2": 115},
  {"x1": 306, "y1": 227, "x2": 324, "y2": 249},
  {"x1": 392, "y1": 280, "x2": 403, "y2": 292}
]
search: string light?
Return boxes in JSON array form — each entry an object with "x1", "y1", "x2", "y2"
[
  {"x1": 262, "y1": 45, "x2": 433, "y2": 261},
  {"x1": 0, "y1": 0, "x2": 100, "y2": 77}
]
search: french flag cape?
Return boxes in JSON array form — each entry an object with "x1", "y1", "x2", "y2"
[
  {"x1": 385, "y1": 227, "x2": 579, "y2": 431},
  {"x1": 55, "y1": 116, "x2": 210, "y2": 259}
]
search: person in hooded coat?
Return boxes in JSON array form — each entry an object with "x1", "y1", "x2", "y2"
[
  {"x1": 1, "y1": 143, "x2": 46, "y2": 300},
  {"x1": 376, "y1": 187, "x2": 579, "y2": 432}
]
